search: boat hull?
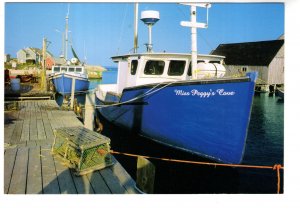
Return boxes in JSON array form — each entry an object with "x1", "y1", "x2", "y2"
[
  {"x1": 96, "y1": 75, "x2": 256, "y2": 164},
  {"x1": 51, "y1": 73, "x2": 89, "y2": 95}
]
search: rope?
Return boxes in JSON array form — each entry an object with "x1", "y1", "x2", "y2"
[
  {"x1": 273, "y1": 164, "x2": 282, "y2": 194},
  {"x1": 94, "y1": 81, "x2": 176, "y2": 109},
  {"x1": 110, "y1": 150, "x2": 284, "y2": 193}
]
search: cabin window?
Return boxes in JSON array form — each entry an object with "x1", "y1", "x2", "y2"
[
  {"x1": 68, "y1": 67, "x2": 75, "y2": 72},
  {"x1": 242, "y1": 67, "x2": 247, "y2": 72},
  {"x1": 144, "y1": 60, "x2": 165, "y2": 75},
  {"x1": 168, "y1": 60, "x2": 186, "y2": 76},
  {"x1": 61, "y1": 67, "x2": 68, "y2": 72},
  {"x1": 53, "y1": 67, "x2": 60, "y2": 72},
  {"x1": 75, "y1": 68, "x2": 82, "y2": 72},
  {"x1": 131, "y1": 60, "x2": 138, "y2": 75}
]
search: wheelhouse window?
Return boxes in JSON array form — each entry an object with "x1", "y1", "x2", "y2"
[
  {"x1": 131, "y1": 60, "x2": 138, "y2": 75},
  {"x1": 168, "y1": 60, "x2": 186, "y2": 76},
  {"x1": 75, "y1": 68, "x2": 82, "y2": 72},
  {"x1": 53, "y1": 67, "x2": 60, "y2": 72},
  {"x1": 68, "y1": 67, "x2": 75, "y2": 72},
  {"x1": 144, "y1": 60, "x2": 165, "y2": 75},
  {"x1": 61, "y1": 67, "x2": 68, "y2": 72}
]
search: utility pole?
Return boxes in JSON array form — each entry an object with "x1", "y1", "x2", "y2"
[{"x1": 41, "y1": 37, "x2": 47, "y2": 91}]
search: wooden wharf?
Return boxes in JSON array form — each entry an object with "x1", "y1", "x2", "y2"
[{"x1": 4, "y1": 100, "x2": 139, "y2": 194}]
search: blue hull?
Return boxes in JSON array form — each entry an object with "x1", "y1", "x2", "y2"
[
  {"x1": 52, "y1": 73, "x2": 89, "y2": 95},
  {"x1": 97, "y1": 74, "x2": 257, "y2": 164}
]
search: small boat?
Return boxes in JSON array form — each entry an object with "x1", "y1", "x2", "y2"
[
  {"x1": 95, "y1": 4, "x2": 258, "y2": 164},
  {"x1": 49, "y1": 65, "x2": 89, "y2": 95},
  {"x1": 277, "y1": 88, "x2": 284, "y2": 99}
]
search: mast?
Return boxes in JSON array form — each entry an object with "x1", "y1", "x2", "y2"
[
  {"x1": 133, "y1": 3, "x2": 139, "y2": 53},
  {"x1": 180, "y1": 3, "x2": 211, "y2": 79},
  {"x1": 65, "y1": 4, "x2": 70, "y2": 60}
]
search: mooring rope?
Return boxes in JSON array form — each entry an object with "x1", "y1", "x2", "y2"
[
  {"x1": 93, "y1": 81, "x2": 176, "y2": 109},
  {"x1": 110, "y1": 150, "x2": 284, "y2": 193}
]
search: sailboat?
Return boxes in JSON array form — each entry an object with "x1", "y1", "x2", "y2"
[{"x1": 95, "y1": 4, "x2": 257, "y2": 164}]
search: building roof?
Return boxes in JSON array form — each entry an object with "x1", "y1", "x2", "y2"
[{"x1": 211, "y1": 40, "x2": 284, "y2": 66}]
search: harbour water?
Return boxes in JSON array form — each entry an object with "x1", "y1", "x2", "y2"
[{"x1": 55, "y1": 68, "x2": 284, "y2": 193}]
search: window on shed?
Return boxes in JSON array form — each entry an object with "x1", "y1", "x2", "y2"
[
  {"x1": 131, "y1": 60, "x2": 138, "y2": 75},
  {"x1": 168, "y1": 60, "x2": 186, "y2": 76},
  {"x1": 144, "y1": 60, "x2": 165, "y2": 75}
]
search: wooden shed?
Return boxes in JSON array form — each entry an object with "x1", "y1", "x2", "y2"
[{"x1": 211, "y1": 39, "x2": 284, "y2": 91}]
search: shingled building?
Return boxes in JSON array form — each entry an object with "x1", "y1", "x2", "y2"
[{"x1": 211, "y1": 38, "x2": 284, "y2": 91}]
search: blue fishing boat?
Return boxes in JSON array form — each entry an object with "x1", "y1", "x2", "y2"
[
  {"x1": 50, "y1": 65, "x2": 89, "y2": 95},
  {"x1": 95, "y1": 4, "x2": 258, "y2": 164}
]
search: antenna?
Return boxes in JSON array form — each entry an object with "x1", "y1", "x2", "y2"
[{"x1": 141, "y1": 10, "x2": 160, "y2": 52}]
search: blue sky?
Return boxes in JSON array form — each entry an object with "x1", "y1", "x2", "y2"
[{"x1": 5, "y1": 2, "x2": 284, "y2": 67}]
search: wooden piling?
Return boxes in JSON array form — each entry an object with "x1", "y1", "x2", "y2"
[
  {"x1": 136, "y1": 156, "x2": 156, "y2": 194},
  {"x1": 84, "y1": 92, "x2": 95, "y2": 131},
  {"x1": 70, "y1": 78, "x2": 76, "y2": 109}
]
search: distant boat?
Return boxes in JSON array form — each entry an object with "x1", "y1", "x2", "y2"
[
  {"x1": 49, "y1": 65, "x2": 89, "y2": 95},
  {"x1": 277, "y1": 88, "x2": 284, "y2": 99}
]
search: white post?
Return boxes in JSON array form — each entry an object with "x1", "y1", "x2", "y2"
[
  {"x1": 191, "y1": 5, "x2": 198, "y2": 79},
  {"x1": 148, "y1": 25, "x2": 152, "y2": 52},
  {"x1": 70, "y1": 77, "x2": 75, "y2": 109},
  {"x1": 84, "y1": 92, "x2": 95, "y2": 130}
]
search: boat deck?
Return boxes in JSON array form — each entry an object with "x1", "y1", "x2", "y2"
[{"x1": 4, "y1": 100, "x2": 138, "y2": 194}]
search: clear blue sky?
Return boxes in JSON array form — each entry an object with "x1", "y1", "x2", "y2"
[{"x1": 5, "y1": 2, "x2": 284, "y2": 67}]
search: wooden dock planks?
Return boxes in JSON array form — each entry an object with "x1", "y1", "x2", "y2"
[{"x1": 4, "y1": 100, "x2": 138, "y2": 194}]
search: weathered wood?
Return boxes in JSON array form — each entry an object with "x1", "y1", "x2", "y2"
[
  {"x1": 136, "y1": 156, "x2": 156, "y2": 194},
  {"x1": 4, "y1": 100, "x2": 137, "y2": 195},
  {"x1": 4, "y1": 122, "x2": 16, "y2": 145},
  {"x1": 8, "y1": 147, "x2": 29, "y2": 194},
  {"x1": 4, "y1": 148, "x2": 17, "y2": 194},
  {"x1": 30, "y1": 110, "x2": 38, "y2": 140},
  {"x1": 99, "y1": 167, "x2": 127, "y2": 194},
  {"x1": 40, "y1": 146, "x2": 60, "y2": 194},
  {"x1": 42, "y1": 118, "x2": 55, "y2": 139},
  {"x1": 20, "y1": 119, "x2": 30, "y2": 141},
  {"x1": 37, "y1": 119, "x2": 47, "y2": 140},
  {"x1": 27, "y1": 146, "x2": 43, "y2": 194},
  {"x1": 10, "y1": 120, "x2": 23, "y2": 144},
  {"x1": 84, "y1": 92, "x2": 95, "y2": 130},
  {"x1": 53, "y1": 156, "x2": 77, "y2": 194},
  {"x1": 86, "y1": 171, "x2": 111, "y2": 194},
  {"x1": 110, "y1": 157, "x2": 139, "y2": 194},
  {"x1": 71, "y1": 172, "x2": 95, "y2": 194}
]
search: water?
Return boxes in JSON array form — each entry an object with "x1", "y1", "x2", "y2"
[{"x1": 55, "y1": 70, "x2": 284, "y2": 193}]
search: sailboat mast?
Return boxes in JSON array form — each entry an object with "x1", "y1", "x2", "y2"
[
  {"x1": 65, "y1": 4, "x2": 70, "y2": 60},
  {"x1": 133, "y1": 3, "x2": 139, "y2": 53}
]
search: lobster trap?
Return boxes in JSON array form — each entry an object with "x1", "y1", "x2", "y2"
[{"x1": 51, "y1": 126, "x2": 114, "y2": 175}]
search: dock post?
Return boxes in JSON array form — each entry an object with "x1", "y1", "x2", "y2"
[
  {"x1": 84, "y1": 92, "x2": 95, "y2": 131},
  {"x1": 70, "y1": 77, "x2": 75, "y2": 109},
  {"x1": 136, "y1": 156, "x2": 155, "y2": 194}
]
